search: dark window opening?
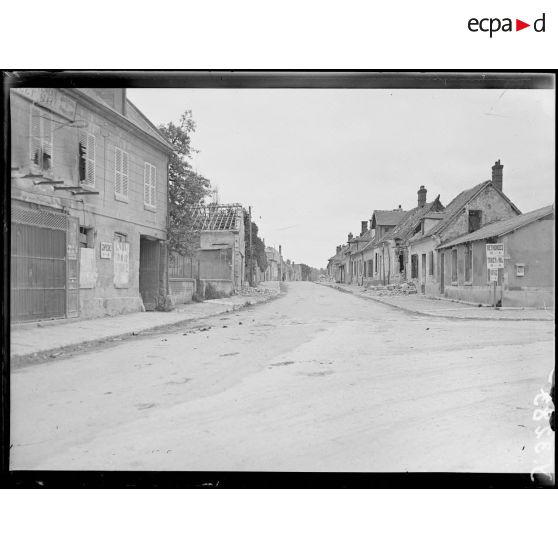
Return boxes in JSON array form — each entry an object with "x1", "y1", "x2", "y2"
[
  {"x1": 468, "y1": 210, "x2": 482, "y2": 233},
  {"x1": 79, "y1": 226, "x2": 94, "y2": 248},
  {"x1": 464, "y1": 244, "x2": 472, "y2": 282},
  {"x1": 79, "y1": 140, "x2": 87, "y2": 182},
  {"x1": 399, "y1": 254, "x2": 404, "y2": 273},
  {"x1": 411, "y1": 254, "x2": 418, "y2": 279},
  {"x1": 428, "y1": 251, "x2": 434, "y2": 276},
  {"x1": 451, "y1": 249, "x2": 458, "y2": 282}
]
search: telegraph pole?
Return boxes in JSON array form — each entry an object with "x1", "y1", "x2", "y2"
[
  {"x1": 248, "y1": 206, "x2": 254, "y2": 286},
  {"x1": 279, "y1": 244, "x2": 283, "y2": 283}
]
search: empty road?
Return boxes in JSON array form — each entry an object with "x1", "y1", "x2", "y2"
[{"x1": 10, "y1": 282, "x2": 554, "y2": 472}]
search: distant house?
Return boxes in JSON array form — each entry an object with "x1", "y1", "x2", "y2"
[
  {"x1": 361, "y1": 207, "x2": 408, "y2": 286},
  {"x1": 408, "y1": 161, "x2": 521, "y2": 297},
  {"x1": 348, "y1": 222, "x2": 375, "y2": 285},
  {"x1": 264, "y1": 246, "x2": 281, "y2": 281},
  {"x1": 373, "y1": 187, "x2": 445, "y2": 287},
  {"x1": 436, "y1": 205, "x2": 554, "y2": 307},
  {"x1": 327, "y1": 243, "x2": 350, "y2": 283}
]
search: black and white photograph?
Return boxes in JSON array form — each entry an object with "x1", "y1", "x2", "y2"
[{"x1": 3, "y1": 72, "x2": 555, "y2": 486}]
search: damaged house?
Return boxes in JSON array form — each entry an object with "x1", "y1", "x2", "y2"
[
  {"x1": 176, "y1": 204, "x2": 246, "y2": 299},
  {"x1": 407, "y1": 160, "x2": 522, "y2": 297},
  {"x1": 372, "y1": 188, "x2": 444, "y2": 286}
]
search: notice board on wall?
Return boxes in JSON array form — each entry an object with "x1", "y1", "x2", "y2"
[{"x1": 114, "y1": 242, "x2": 130, "y2": 288}]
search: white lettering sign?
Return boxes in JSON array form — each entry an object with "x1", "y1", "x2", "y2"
[
  {"x1": 100, "y1": 242, "x2": 113, "y2": 259},
  {"x1": 113, "y1": 242, "x2": 130, "y2": 287},
  {"x1": 14, "y1": 88, "x2": 77, "y2": 120},
  {"x1": 486, "y1": 243, "x2": 505, "y2": 269}
]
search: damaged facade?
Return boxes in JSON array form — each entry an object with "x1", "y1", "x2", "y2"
[
  {"x1": 326, "y1": 160, "x2": 554, "y2": 307},
  {"x1": 183, "y1": 204, "x2": 246, "y2": 297},
  {"x1": 10, "y1": 88, "x2": 173, "y2": 323}
]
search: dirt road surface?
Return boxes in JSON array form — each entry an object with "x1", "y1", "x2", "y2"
[{"x1": 10, "y1": 282, "x2": 555, "y2": 472}]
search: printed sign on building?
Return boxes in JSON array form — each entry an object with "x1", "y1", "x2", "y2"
[
  {"x1": 15, "y1": 88, "x2": 77, "y2": 121},
  {"x1": 100, "y1": 242, "x2": 113, "y2": 259},
  {"x1": 486, "y1": 243, "x2": 505, "y2": 269},
  {"x1": 79, "y1": 247, "x2": 97, "y2": 288},
  {"x1": 114, "y1": 242, "x2": 130, "y2": 287}
]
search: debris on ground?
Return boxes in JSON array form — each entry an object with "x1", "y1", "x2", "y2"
[
  {"x1": 363, "y1": 281, "x2": 418, "y2": 296},
  {"x1": 237, "y1": 285, "x2": 278, "y2": 297}
]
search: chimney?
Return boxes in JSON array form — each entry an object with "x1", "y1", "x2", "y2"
[
  {"x1": 336, "y1": 245, "x2": 341, "y2": 253},
  {"x1": 417, "y1": 185, "x2": 427, "y2": 208},
  {"x1": 348, "y1": 233, "x2": 353, "y2": 242},
  {"x1": 492, "y1": 159, "x2": 503, "y2": 191},
  {"x1": 398, "y1": 204, "x2": 402, "y2": 210},
  {"x1": 361, "y1": 221, "x2": 368, "y2": 235}
]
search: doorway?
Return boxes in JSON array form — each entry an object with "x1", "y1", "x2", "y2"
[
  {"x1": 139, "y1": 237, "x2": 160, "y2": 310},
  {"x1": 440, "y1": 252, "x2": 445, "y2": 294}
]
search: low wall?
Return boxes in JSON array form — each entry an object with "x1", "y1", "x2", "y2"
[
  {"x1": 79, "y1": 294, "x2": 145, "y2": 318},
  {"x1": 443, "y1": 285, "x2": 554, "y2": 308},
  {"x1": 200, "y1": 278, "x2": 234, "y2": 298},
  {"x1": 168, "y1": 278, "x2": 195, "y2": 305}
]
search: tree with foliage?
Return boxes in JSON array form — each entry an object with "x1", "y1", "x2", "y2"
[
  {"x1": 243, "y1": 210, "x2": 267, "y2": 285},
  {"x1": 158, "y1": 111, "x2": 213, "y2": 256}
]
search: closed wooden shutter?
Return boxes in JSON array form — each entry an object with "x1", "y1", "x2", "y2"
[
  {"x1": 122, "y1": 151, "x2": 129, "y2": 198},
  {"x1": 30, "y1": 106, "x2": 41, "y2": 167},
  {"x1": 144, "y1": 162, "x2": 150, "y2": 204},
  {"x1": 42, "y1": 111, "x2": 53, "y2": 170},
  {"x1": 86, "y1": 133, "x2": 95, "y2": 186},
  {"x1": 150, "y1": 164, "x2": 156, "y2": 207},
  {"x1": 115, "y1": 147, "x2": 122, "y2": 196}
]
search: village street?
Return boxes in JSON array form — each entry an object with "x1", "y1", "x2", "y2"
[{"x1": 11, "y1": 282, "x2": 554, "y2": 473}]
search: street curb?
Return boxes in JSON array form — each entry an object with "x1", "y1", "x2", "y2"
[
  {"x1": 316, "y1": 282, "x2": 554, "y2": 322},
  {"x1": 11, "y1": 291, "x2": 283, "y2": 369}
]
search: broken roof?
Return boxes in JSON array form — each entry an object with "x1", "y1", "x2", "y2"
[
  {"x1": 379, "y1": 196, "x2": 444, "y2": 244},
  {"x1": 186, "y1": 204, "x2": 243, "y2": 231},
  {"x1": 438, "y1": 205, "x2": 554, "y2": 249}
]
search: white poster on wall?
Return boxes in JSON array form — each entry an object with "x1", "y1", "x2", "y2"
[
  {"x1": 114, "y1": 242, "x2": 130, "y2": 287},
  {"x1": 79, "y1": 247, "x2": 97, "y2": 288}
]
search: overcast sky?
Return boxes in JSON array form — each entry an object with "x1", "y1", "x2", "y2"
[{"x1": 128, "y1": 88, "x2": 554, "y2": 269}]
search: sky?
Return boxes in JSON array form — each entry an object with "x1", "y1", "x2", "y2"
[{"x1": 128, "y1": 88, "x2": 555, "y2": 269}]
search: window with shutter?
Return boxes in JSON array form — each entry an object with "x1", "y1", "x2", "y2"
[
  {"x1": 122, "y1": 151, "x2": 129, "y2": 199},
  {"x1": 115, "y1": 147, "x2": 122, "y2": 196},
  {"x1": 115, "y1": 147, "x2": 129, "y2": 200},
  {"x1": 150, "y1": 164, "x2": 156, "y2": 207},
  {"x1": 86, "y1": 133, "x2": 95, "y2": 186},
  {"x1": 79, "y1": 131, "x2": 96, "y2": 187},
  {"x1": 30, "y1": 106, "x2": 54, "y2": 172},
  {"x1": 144, "y1": 162, "x2": 156, "y2": 208}
]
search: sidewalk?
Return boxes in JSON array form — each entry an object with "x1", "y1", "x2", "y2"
[
  {"x1": 319, "y1": 282, "x2": 554, "y2": 321},
  {"x1": 11, "y1": 282, "x2": 281, "y2": 362}
]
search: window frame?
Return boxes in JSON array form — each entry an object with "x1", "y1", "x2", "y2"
[
  {"x1": 79, "y1": 131, "x2": 96, "y2": 188},
  {"x1": 451, "y1": 248, "x2": 458, "y2": 284},
  {"x1": 144, "y1": 161, "x2": 157, "y2": 209},
  {"x1": 29, "y1": 105, "x2": 54, "y2": 173},
  {"x1": 114, "y1": 146, "x2": 129, "y2": 202}
]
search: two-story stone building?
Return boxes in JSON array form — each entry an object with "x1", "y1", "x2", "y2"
[{"x1": 10, "y1": 88, "x2": 173, "y2": 322}]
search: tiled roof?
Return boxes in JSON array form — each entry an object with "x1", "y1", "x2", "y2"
[
  {"x1": 438, "y1": 205, "x2": 554, "y2": 249},
  {"x1": 372, "y1": 209, "x2": 407, "y2": 227}
]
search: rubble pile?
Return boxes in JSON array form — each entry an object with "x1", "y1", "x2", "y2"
[
  {"x1": 364, "y1": 282, "x2": 418, "y2": 297},
  {"x1": 237, "y1": 285, "x2": 278, "y2": 297}
]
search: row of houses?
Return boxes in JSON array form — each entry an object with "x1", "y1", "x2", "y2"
[
  {"x1": 9, "y1": 88, "x2": 277, "y2": 324},
  {"x1": 327, "y1": 161, "x2": 554, "y2": 307}
]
